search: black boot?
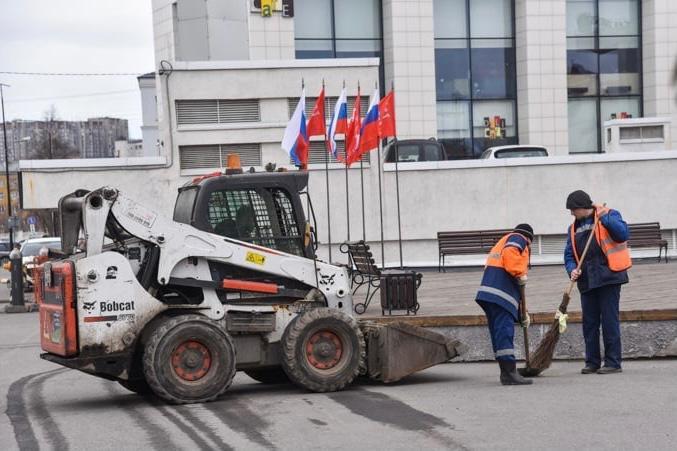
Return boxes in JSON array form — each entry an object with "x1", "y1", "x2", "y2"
[{"x1": 499, "y1": 360, "x2": 533, "y2": 385}]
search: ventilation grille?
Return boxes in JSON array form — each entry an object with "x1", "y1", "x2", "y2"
[
  {"x1": 179, "y1": 144, "x2": 261, "y2": 170},
  {"x1": 539, "y1": 234, "x2": 567, "y2": 255},
  {"x1": 287, "y1": 96, "x2": 370, "y2": 119},
  {"x1": 288, "y1": 140, "x2": 369, "y2": 165},
  {"x1": 176, "y1": 99, "x2": 260, "y2": 125}
]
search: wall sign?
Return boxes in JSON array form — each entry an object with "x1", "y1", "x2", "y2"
[{"x1": 252, "y1": 0, "x2": 294, "y2": 17}]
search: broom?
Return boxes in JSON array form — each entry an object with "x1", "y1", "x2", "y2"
[{"x1": 518, "y1": 213, "x2": 600, "y2": 377}]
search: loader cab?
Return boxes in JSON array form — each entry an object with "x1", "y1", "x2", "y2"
[{"x1": 174, "y1": 171, "x2": 315, "y2": 259}]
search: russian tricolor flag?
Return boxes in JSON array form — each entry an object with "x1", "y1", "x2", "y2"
[
  {"x1": 282, "y1": 89, "x2": 309, "y2": 166},
  {"x1": 358, "y1": 88, "x2": 380, "y2": 154},
  {"x1": 327, "y1": 88, "x2": 348, "y2": 159}
]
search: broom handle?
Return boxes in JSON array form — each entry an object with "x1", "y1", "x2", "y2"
[
  {"x1": 519, "y1": 285, "x2": 530, "y2": 367},
  {"x1": 559, "y1": 212, "x2": 601, "y2": 311}
]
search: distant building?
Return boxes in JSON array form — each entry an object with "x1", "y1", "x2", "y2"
[{"x1": 0, "y1": 117, "x2": 129, "y2": 161}]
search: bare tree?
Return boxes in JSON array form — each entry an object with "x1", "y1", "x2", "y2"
[{"x1": 32, "y1": 105, "x2": 79, "y2": 159}]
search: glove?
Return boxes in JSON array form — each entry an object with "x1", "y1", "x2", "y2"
[
  {"x1": 518, "y1": 275, "x2": 528, "y2": 286},
  {"x1": 520, "y1": 313, "x2": 531, "y2": 328}
]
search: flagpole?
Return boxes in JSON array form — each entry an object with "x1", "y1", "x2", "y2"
[
  {"x1": 377, "y1": 136, "x2": 385, "y2": 269},
  {"x1": 358, "y1": 82, "x2": 366, "y2": 243},
  {"x1": 322, "y1": 80, "x2": 332, "y2": 262},
  {"x1": 394, "y1": 137, "x2": 403, "y2": 269},
  {"x1": 375, "y1": 82, "x2": 385, "y2": 269},
  {"x1": 344, "y1": 81, "x2": 350, "y2": 242}
]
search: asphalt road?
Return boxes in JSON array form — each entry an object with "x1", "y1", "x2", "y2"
[{"x1": 1, "y1": 312, "x2": 676, "y2": 450}]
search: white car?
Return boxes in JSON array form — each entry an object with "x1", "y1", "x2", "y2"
[
  {"x1": 20, "y1": 237, "x2": 61, "y2": 289},
  {"x1": 480, "y1": 145, "x2": 549, "y2": 159}
]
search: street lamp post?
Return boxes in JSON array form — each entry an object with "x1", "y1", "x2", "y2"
[{"x1": 0, "y1": 83, "x2": 14, "y2": 248}]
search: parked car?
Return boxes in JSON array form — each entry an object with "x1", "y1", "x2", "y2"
[
  {"x1": 19, "y1": 237, "x2": 62, "y2": 290},
  {"x1": 0, "y1": 240, "x2": 11, "y2": 264},
  {"x1": 384, "y1": 139, "x2": 446, "y2": 163},
  {"x1": 480, "y1": 145, "x2": 549, "y2": 159}
]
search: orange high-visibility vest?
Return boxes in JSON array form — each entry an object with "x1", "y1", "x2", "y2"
[
  {"x1": 570, "y1": 208, "x2": 632, "y2": 272},
  {"x1": 486, "y1": 233, "x2": 530, "y2": 275}
]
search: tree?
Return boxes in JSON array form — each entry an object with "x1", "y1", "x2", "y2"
[{"x1": 31, "y1": 105, "x2": 79, "y2": 159}]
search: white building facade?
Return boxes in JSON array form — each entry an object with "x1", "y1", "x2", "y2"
[{"x1": 20, "y1": 0, "x2": 677, "y2": 266}]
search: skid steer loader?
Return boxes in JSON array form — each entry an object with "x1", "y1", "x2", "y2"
[{"x1": 36, "y1": 167, "x2": 464, "y2": 404}]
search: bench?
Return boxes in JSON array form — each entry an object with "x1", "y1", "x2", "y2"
[
  {"x1": 628, "y1": 222, "x2": 669, "y2": 263},
  {"x1": 437, "y1": 229, "x2": 511, "y2": 272},
  {"x1": 340, "y1": 240, "x2": 421, "y2": 315}
]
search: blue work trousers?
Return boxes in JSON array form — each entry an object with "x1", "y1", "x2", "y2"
[
  {"x1": 478, "y1": 300, "x2": 515, "y2": 362},
  {"x1": 581, "y1": 284, "x2": 622, "y2": 369}
]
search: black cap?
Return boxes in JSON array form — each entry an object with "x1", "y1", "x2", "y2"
[
  {"x1": 513, "y1": 223, "x2": 534, "y2": 241},
  {"x1": 566, "y1": 190, "x2": 593, "y2": 209}
]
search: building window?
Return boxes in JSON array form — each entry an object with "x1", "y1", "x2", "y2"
[
  {"x1": 566, "y1": 0, "x2": 642, "y2": 153},
  {"x1": 433, "y1": 0, "x2": 517, "y2": 160},
  {"x1": 294, "y1": 0, "x2": 382, "y2": 60}
]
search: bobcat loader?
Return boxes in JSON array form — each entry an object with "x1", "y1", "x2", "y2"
[{"x1": 37, "y1": 168, "x2": 463, "y2": 404}]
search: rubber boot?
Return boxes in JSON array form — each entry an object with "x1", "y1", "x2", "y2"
[{"x1": 499, "y1": 360, "x2": 533, "y2": 385}]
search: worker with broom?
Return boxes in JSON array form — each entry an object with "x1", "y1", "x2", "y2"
[
  {"x1": 476, "y1": 224, "x2": 534, "y2": 386},
  {"x1": 564, "y1": 190, "x2": 631, "y2": 375}
]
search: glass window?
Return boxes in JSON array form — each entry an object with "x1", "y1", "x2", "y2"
[
  {"x1": 434, "y1": 0, "x2": 467, "y2": 39},
  {"x1": 566, "y1": 0, "x2": 595, "y2": 36},
  {"x1": 567, "y1": 37, "x2": 597, "y2": 96},
  {"x1": 294, "y1": 0, "x2": 333, "y2": 39},
  {"x1": 295, "y1": 0, "x2": 382, "y2": 62},
  {"x1": 568, "y1": 99, "x2": 598, "y2": 153},
  {"x1": 435, "y1": 41, "x2": 470, "y2": 100},
  {"x1": 470, "y1": 0, "x2": 512, "y2": 38},
  {"x1": 600, "y1": 97, "x2": 640, "y2": 122},
  {"x1": 471, "y1": 39, "x2": 515, "y2": 99},
  {"x1": 598, "y1": 0, "x2": 639, "y2": 36},
  {"x1": 335, "y1": 0, "x2": 381, "y2": 39},
  {"x1": 566, "y1": 0, "x2": 641, "y2": 153},
  {"x1": 434, "y1": 0, "x2": 517, "y2": 159}
]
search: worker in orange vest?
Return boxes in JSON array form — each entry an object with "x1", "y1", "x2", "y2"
[
  {"x1": 564, "y1": 190, "x2": 631, "y2": 375},
  {"x1": 476, "y1": 224, "x2": 534, "y2": 385}
]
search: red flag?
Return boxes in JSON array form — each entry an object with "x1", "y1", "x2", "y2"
[
  {"x1": 306, "y1": 88, "x2": 326, "y2": 138},
  {"x1": 378, "y1": 91, "x2": 396, "y2": 138},
  {"x1": 345, "y1": 88, "x2": 361, "y2": 165}
]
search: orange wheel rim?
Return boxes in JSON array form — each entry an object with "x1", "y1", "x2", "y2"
[
  {"x1": 305, "y1": 330, "x2": 343, "y2": 370},
  {"x1": 171, "y1": 340, "x2": 212, "y2": 381}
]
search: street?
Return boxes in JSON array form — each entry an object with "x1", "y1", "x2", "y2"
[{"x1": 1, "y1": 312, "x2": 675, "y2": 450}]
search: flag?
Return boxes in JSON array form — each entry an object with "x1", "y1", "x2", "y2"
[
  {"x1": 307, "y1": 87, "x2": 326, "y2": 138},
  {"x1": 281, "y1": 89, "x2": 309, "y2": 166},
  {"x1": 357, "y1": 88, "x2": 380, "y2": 155},
  {"x1": 345, "y1": 87, "x2": 361, "y2": 165},
  {"x1": 327, "y1": 88, "x2": 348, "y2": 159},
  {"x1": 378, "y1": 90, "x2": 396, "y2": 138}
]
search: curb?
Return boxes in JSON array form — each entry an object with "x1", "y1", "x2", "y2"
[{"x1": 4, "y1": 303, "x2": 38, "y2": 313}]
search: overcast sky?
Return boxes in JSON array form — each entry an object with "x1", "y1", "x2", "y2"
[{"x1": 0, "y1": 0, "x2": 155, "y2": 139}]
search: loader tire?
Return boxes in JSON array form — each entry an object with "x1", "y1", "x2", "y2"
[
  {"x1": 117, "y1": 378, "x2": 152, "y2": 395},
  {"x1": 281, "y1": 308, "x2": 366, "y2": 392},
  {"x1": 244, "y1": 367, "x2": 290, "y2": 384},
  {"x1": 143, "y1": 314, "x2": 236, "y2": 404}
]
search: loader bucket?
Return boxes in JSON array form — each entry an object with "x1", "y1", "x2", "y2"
[{"x1": 359, "y1": 321, "x2": 465, "y2": 383}]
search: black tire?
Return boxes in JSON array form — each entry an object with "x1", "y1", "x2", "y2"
[
  {"x1": 244, "y1": 367, "x2": 290, "y2": 384},
  {"x1": 281, "y1": 307, "x2": 366, "y2": 393},
  {"x1": 143, "y1": 314, "x2": 236, "y2": 404},
  {"x1": 117, "y1": 378, "x2": 153, "y2": 395}
]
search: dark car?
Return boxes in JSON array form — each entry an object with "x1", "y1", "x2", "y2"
[
  {"x1": 0, "y1": 240, "x2": 11, "y2": 263},
  {"x1": 384, "y1": 139, "x2": 446, "y2": 163}
]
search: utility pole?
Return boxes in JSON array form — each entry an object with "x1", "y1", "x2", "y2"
[{"x1": 0, "y1": 83, "x2": 13, "y2": 248}]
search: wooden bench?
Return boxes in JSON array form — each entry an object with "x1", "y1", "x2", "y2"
[
  {"x1": 340, "y1": 240, "x2": 421, "y2": 315},
  {"x1": 628, "y1": 222, "x2": 669, "y2": 263},
  {"x1": 437, "y1": 229, "x2": 511, "y2": 272}
]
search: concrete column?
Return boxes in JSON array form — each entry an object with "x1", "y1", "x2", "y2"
[
  {"x1": 515, "y1": 0, "x2": 569, "y2": 155},
  {"x1": 642, "y1": 0, "x2": 677, "y2": 149},
  {"x1": 382, "y1": 0, "x2": 437, "y2": 139}
]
